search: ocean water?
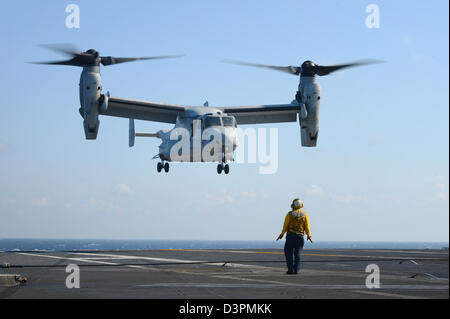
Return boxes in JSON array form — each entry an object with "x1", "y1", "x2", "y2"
[{"x1": 0, "y1": 238, "x2": 448, "y2": 252}]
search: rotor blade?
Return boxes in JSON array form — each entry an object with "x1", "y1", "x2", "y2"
[
  {"x1": 29, "y1": 54, "x2": 96, "y2": 67},
  {"x1": 101, "y1": 55, "x2": 184, "y2": 66},
  {"x1": 314, "y1": 59, "x2": 384, "y2": 76},
  {"x1": 33, "y1": 44, "x2": 97, "y2": 66},
  {"x1": 38, "y1": 43, "x2": 81, "y2": 57},
  {"x1": 29, "y1": 59, "x2": 80, "y2": 66},
  {"x1": 222, "y1": 59, "x2": 301, "y2": 76}
]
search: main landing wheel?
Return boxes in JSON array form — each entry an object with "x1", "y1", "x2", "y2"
[
  {"x1": 157, "y1": 162, "x2": 169, "y2": 173},
  {"x1": 217, "y1": 164, "x2": 230, "y2": 175}
]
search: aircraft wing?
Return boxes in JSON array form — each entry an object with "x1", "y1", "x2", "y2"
[
  {"x1": 220, "y1": 103, "x2": 300, "y2": 125},
  {"x1": 101, "y1": 96, "x2": 186, "y2": 124}
]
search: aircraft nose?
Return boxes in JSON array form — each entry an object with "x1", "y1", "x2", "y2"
[
  {"x1": 222, "y1": 130, "x2": 237, "y2": 152},
  {"x1": 208, "y1": 128, "x2": 236, "y2": 152}
]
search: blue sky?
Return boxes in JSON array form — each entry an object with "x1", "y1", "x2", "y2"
[{"x1": 0, "y1": 0, "x2": 448, "y2": 242}]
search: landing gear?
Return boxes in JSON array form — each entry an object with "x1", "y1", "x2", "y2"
[
  {"x1": 217, "y1": 152, "x2": 230, "y2": 175},
  {"x1": 217, "y1": 163, "x2": 230, "y2": 175},
  {"x1": 157, "y1": 161, "x2": 169, "y2": 173}
]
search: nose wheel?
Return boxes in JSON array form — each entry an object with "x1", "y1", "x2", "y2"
[{"x1": 157, "y1": 162, "x2": 169, "y2": 173}]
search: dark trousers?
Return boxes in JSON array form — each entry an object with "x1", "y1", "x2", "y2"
[{"x1": 284, "y1": 233, "x2": 305, "y2": 273}]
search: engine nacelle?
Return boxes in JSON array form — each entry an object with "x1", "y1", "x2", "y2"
[
  {"x1": 297, "y1": 76, "x2": 321, "y2": 147},
  {"x1": 84, "y1": 119, "x2": 100, "y2": 140},
  {"x1": 79, "y1": 66, "x2": 102, "y2": 140},
  {"x1": 299, "y1": 105, "x2": 320, "y2": 147},
  {"x1": 298, "y1": 94, "x2": 320, "y2": 147},
  {"x1": 300, "y1": 124, "x2": 318, "y2": 147}
]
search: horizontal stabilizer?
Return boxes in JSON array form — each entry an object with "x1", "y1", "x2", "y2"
[
  {"x1": 136, "y1": 133, "x2": 159, "y2": 137},
  {"x1": 129, "y1": 119, "x2": 160, "y2": 148}
]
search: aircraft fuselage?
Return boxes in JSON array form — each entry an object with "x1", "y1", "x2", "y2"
[{"x1": 157, "y1": 107, "x2": 237, "y2": 163}]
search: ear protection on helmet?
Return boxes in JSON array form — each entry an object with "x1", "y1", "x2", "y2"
[{"x1": 291, "y1": 198, "x2": 303, "y2": 209}]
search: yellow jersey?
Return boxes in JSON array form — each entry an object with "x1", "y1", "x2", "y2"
[{"x1": 281, "y1": 209, "x2": 311, "y2": 238}]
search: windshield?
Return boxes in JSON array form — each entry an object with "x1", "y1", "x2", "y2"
[
  {"x1": 204, "y1": 116, "x2": 222, "y2": 128},
  {"x1": 222, "y1": 116, "x2": 236, "y2": 127}
]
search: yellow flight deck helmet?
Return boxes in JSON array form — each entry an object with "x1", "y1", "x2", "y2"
[{"x1": 291, "y1": 198, "x2": 304, "y2": 209}]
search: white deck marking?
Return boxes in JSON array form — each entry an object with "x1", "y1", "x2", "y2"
[
  {"x1": 352, "y1": 290, "x2": 428, "y2": 299},
  {"x1": 17, "y1": 252, "x2": 146, "y2": 270},
  {"x1": 69, "y1": 252, "x2": 274, "y2": 270},
  {"x1": 17, "y1": 251, "x2": 275, "y2": 271}
]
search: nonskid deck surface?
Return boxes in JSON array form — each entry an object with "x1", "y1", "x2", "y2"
[{"x1": 0, "y1": 249, "x2": 448, "y2": 299}]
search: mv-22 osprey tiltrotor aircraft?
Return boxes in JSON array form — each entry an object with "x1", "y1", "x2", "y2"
[{"x1": 34, "y1": 45, "x2": 380, "y2": 174}]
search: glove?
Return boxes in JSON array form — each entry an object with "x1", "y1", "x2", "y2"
[
  {"x1": 276, "y1": 234, "x2": 283, "y2": 241},
  {"x1": 307, "y1": 236, "x2": 313, "y2": 243}
]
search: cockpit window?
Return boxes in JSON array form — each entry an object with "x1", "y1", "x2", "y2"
[
  {"x1": 222, "y1": 116, "x2": 236, "y2": 127},
  {"x1": 204, "y1": 116, "x2": 222, "y2": 127}
]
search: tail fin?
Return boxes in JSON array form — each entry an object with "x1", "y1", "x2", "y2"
[{"x1": 129, "y1": 119, "x2": 135, "y2": 147}]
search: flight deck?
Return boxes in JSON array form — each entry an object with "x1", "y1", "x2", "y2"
[{"x1": 0, "y1": 248, "x2": 448, "y2": 299}]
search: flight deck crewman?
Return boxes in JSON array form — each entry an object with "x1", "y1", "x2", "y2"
[{"x1": 276, "y1": 198, "x2": 312, "y2": 274}]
